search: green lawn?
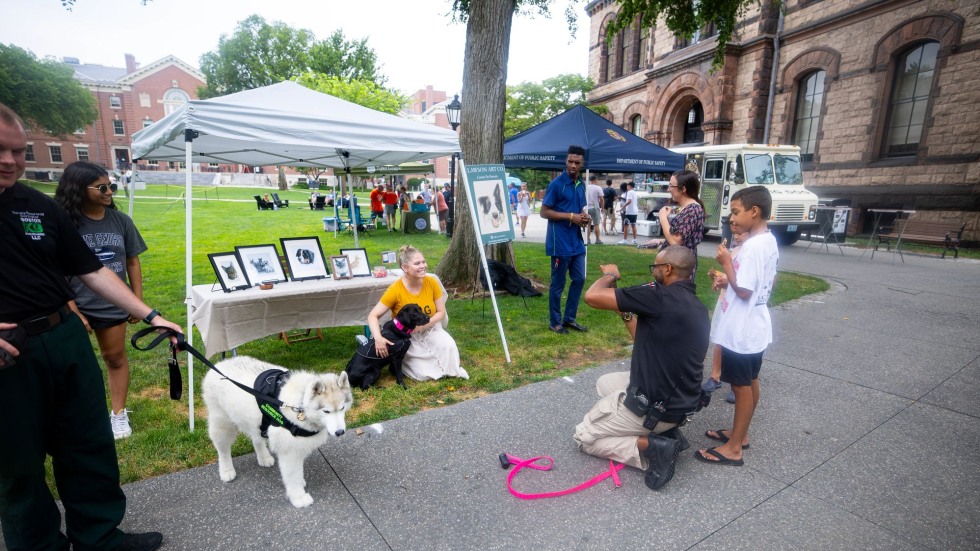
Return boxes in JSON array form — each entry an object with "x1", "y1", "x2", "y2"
[{"x1": 26, "y1": 182, "x2": 828, "y2": 488}]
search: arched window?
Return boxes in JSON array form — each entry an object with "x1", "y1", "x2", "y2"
[
  {"x1": 684, "y1": 102, "x2": 704, "y2": 144},
  {"x1": 885, "y1": 41, "x2": 939, "y2": 156},
  {"x1": 631, "y1": 115, "x2": 643, "y2": 136},
  {"x1": 792, "y1": 70, "x2": 826, "y2": 162},
  {"x1": 163, "y1": 88, "x2": 190, "y2": 116}
]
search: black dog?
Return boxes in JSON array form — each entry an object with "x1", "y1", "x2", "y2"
[{"x1": 345, "y1": 304, "x2": 430, "y2": 390}]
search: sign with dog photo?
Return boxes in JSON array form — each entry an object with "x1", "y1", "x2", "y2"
[{"x1": 463, "y1": 164, "x2": 516, "y2": 245}]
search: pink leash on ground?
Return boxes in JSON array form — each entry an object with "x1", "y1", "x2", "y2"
[{"x1": 499, "y1": 453, "x2": 625, "y2": 500}]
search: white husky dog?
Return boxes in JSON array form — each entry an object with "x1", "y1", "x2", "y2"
[{"x1": 202, "y1": 356, "x2": 353, "y2": 508}]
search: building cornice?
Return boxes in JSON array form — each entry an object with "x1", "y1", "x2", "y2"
[
  {"x1": 782, "y1": 0, "x2": 921, "y2": 43},
  {"x1": 118, "y1": 55, "x2": 205, "y2": 85}
]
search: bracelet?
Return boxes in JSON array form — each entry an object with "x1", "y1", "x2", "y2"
[
  {"x1": 568, "y1": 212, "x2": 573, "y2": 225},
  {"x1": 601, "y1": 272, "x2": 620, "y2": 281},
  {"x1": 143, "y1": 308, "x2": 160, "y2": 325},
  {"x1": 620, "y1": 312, "x2": 634, "y2": 322}
]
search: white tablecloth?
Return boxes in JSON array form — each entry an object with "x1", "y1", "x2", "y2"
[{"x1": 190, "y1": 276, "x2": 395, "y2": 355}]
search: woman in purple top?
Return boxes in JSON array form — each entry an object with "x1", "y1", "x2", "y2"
[{"x1": 640, "y1": 170, "x2": 705, "y2": 279}]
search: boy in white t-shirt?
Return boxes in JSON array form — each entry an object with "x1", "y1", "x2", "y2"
[
  {"x1": 695, "y1": 186, "x2": 778, "y2": 467},
  {"x1": 617, "y1": 182, "x2": 638, "y2": 245}
]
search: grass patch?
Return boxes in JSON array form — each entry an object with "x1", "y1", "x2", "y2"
[{"x1": 27, "y1": 183, "x2": 828, "y2": 490}]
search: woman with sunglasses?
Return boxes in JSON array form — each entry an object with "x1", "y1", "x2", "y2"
[{"x1": 55, "y1": 161, "x2": 148, "y2": 440}]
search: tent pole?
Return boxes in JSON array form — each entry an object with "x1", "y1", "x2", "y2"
[
  {"x1": 347, "y1": 169, "x2": 358, "y2": 248},
  {"x1": 184, "y1": 131, "x2": 196, "y2": 432},
  {"x1": 584, "y1": 169, "x2": 589, "y2": 281}
]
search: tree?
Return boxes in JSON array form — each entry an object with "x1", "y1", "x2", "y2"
[
  {"x1": 198, "y1": 15, "x2": 387, "y2": 98},
  {"x1": 294, "y1": 73, "x2": 407, "y2": 115},
  {"x1": 505, "y1": 73, "x2": 599, "y2": 137},
  {"x1": 0, "y1": 44, "x2": 98, "y2": 136}
]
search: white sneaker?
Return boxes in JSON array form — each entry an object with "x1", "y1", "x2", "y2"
[
  {"x1": 617, "y1": 239, "x2": 627, "y2": 245},
  {"x1": 632, "y1": 239, "x2": 637, "y2": 245},
  {"x1": 110, "y1": 409, "x2": 132, "y2": 440}
]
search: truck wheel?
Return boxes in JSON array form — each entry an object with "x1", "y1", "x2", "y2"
[{"x1": 774, "y1": 230, "x2": 800, "y2": 246}]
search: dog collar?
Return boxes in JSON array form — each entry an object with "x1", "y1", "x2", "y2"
[{"x1": 393, "y1": 318, "x2": 413, "y2": 334}]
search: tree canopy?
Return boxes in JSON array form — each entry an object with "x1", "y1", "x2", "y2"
[
  {"x1": 0, "y1": 44, "x2": 98, "y2": 136},
  {"x1": 505, "y1": 73, "x2": 603, "y2": 137},
  {"x1": 198, "y1": 15, "x2": 388, "y2": 99},
  {"x1": 294, "y1": 72, "x2": 407, "y2": 115}
]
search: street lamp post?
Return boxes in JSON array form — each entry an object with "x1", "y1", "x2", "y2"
[{"x1": 445, "y1": 94, "x2": 461, "y2": 238}]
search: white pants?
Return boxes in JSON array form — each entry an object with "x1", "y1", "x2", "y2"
[
  {"x1": 401, "y1": 324, "x2": 469, "y2": 382},
  {"x1": 573, "y1": 372, "x2": 676, "y2": 470}
]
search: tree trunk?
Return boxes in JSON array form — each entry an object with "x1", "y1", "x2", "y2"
[
  {"x1": 277, "y1": 166, "x2": 287, "y2": 190},
  {"x1": 436, "y1": 0, "x2": 516, "y2": 288}
]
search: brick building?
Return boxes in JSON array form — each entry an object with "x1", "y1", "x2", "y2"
[
  {"x1": 585, "y1": 0, "x2": 980, "y2": 239},
  {"x1": 403, "y1": 86, "x2": 455, "y2": 186},
  {"x1": 23, "y1": 54, "x2": 207, "y2": 180}
]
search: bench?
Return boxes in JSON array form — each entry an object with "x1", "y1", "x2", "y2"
[{"x1": 876, "y1": 220, "x2": 965, "y2": 258}]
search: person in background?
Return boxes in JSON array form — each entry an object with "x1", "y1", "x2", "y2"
[
  {"x1": 508, "y1": 181, "x2": 519, "y2": 221},
  {"x1": 56, "y1": 162, "x2": 148, "y2": 440},
  {"x1": 540, "y1": 145, "x2": 590, "y2": 335},
  {"x1": 618, "y1": 181, "x2": 638, "y2": 245},
  {"x1": 516, "y1": 182, "x2": 532, "y2": 238},
  {"x1": 0, "y1": 102, "x2": 179, "y2": 551},
  {"x1": 369, "y1": 181, "x2": 384, "y2": 226},
  {"x1": 586, "y1": 174, "x2": 604, "y2": 245},
  {"x1": 367, "y1": 245, "x2": 468, "y2": 382},
  {"x1": 435, "y1": 183, "x2": 449, "y2": 234},
  {"x1": 639, "y1": 170, "x2": 706, "y2": 279},
  {"x1": 603, "y1": 179, "x2": 618, "y2": 235},
  {"x1": 383, "y1": 183, "x2": 398, "y2": 232}
]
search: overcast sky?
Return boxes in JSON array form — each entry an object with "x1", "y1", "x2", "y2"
[{"x1": 3, "y1": 0, "x2": 592, "y2": 96}]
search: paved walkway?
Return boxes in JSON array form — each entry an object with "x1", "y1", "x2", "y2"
[{"x1": 21, "y1": 217, "x2": 980, "y2": 550}]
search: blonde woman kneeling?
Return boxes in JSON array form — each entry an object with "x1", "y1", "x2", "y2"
[{"x1": 367, "y1": 245, "x2": 468, "y2": 382}]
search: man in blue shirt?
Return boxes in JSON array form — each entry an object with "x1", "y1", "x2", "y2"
[
  {"x1": 540, "y1": 145, "x2": 590, "y2": 334},
  {"x1": 508, "y1": 182, "x2": 519, "y2": 220}
]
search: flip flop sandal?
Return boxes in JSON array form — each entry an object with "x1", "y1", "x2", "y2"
[
  {"x1": 705, "y1": 429, "x2": 749, "y2": 449},
  {"x1": 694, "y1": 447, "x2": 744, "y2": 466}
]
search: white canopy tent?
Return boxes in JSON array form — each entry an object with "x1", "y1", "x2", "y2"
[{"x1": 130, "y1": 81, "x2": 460, "y2": 430}]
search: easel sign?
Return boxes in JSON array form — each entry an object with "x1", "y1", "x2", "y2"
[
  {"x1": 458, "y1": 161, "x2": 512, "y2": 363},
  {"x1": 464, "y1": 164, "x2": 515, "y2": 245}
]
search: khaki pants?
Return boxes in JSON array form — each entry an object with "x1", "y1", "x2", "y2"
[{"x1": 573, "y1": 372, "x2": 676, "y2": 470}]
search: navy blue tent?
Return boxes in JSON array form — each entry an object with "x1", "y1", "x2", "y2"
[{"x1": 503, "y1": 105, "x2": 684, "y2": 173}]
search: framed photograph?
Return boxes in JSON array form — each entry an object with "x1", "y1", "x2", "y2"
[
  {"x1": 208, "y1": 252, "x2": 251, "y2": 292},
  {"x1": 339, "y1": 248, "x2": 372, "y2": 277},
  {"x1": 235, "y1": 244, "x2": 287, "y2": 286},
  {"x1": 330, "y1": 255, "x2": 353, "y2": 280},
  {"x1": 280, "y1": 237, "x2": 329, "y2": 281},
  {"x1": 381, "y1": 250, "x2": 397, "y2": 264}
]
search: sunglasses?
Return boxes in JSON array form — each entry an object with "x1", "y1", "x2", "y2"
[
  {"x1": 89, "y1": 183, "x2": 118, "y2": 194},
  {"x1": 649, "y1": 263, "x2": 671, "y2": 273}
]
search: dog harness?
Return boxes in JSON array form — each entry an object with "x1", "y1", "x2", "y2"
[
  {"x1": 254, "y1": 369, "x2": 319, "y2": 438},
  {"x1": 129, "y1": 327, "x2": 320, "y2": 439},
  {"x1": 499, "y1": 453, "x2": 625, "y2": 500}
]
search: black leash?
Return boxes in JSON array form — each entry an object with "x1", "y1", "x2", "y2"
[{"x1": 131, "y1": 326, "x2": 286, "y2": 410}]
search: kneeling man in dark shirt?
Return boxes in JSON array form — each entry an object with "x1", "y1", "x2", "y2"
[{"x1": 575, "y1": 245, "x2": 709, "y2": 490}]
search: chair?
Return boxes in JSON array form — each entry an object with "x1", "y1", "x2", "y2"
[
  {"x1": 271, "y1": 193, "x2": 289, "y2": 208},
  {"x1": 313, "y1": 196, "x2": 326, "y2": 210},
  {"x1": 346, "y1": 205, "x2": 372, "y2": 236},
  {"x1": 253, "y1": 195, "x2": 273, "y2": 210}
]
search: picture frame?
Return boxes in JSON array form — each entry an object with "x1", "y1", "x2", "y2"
[
  {"x1": 280, "y1": 237, "x2": 329, "y2": 281},
  {"x1": 235, "y1": 244, "x2": 287, "y2": 286},
  {"x1": 381, "y1": 250, "x2": 397, "y2": 264},
  {"x1": 339, "y1": 248, "x2": 372, "y2": 277},
  {"x1": 208, "y1": 252, "x2": 251, "y2": 292},
  {"x1": 330, "y1": 255, "x2": 353, "y2": 280}
]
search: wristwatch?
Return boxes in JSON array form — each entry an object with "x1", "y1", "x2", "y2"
[
  {"x1": 620, "y1": 312, "x2": 634, "y2": 322},
  {"x1": 143, "y1": 309, "x2": 161, "y2": 325},
  {"x1": 602, "y1": 272, "x2": 621, "y2": 281}
]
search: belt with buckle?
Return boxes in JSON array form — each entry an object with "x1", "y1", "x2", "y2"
[{"x1": 20, "y1": 306, "x2": 71, "y2": 336}]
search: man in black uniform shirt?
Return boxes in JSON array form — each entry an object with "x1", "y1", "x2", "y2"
[
  {"x1": 575, "y1": 245, "x2": 709, "y2": 490},
  {"x1": 0, "y1": 103, "x2": 181, "y2": 551}
]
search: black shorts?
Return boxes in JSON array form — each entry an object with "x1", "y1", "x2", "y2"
[
  {"x1": 624, "y1": 214, "x2": 637, "y2": 225},
  {"x1": 719, "y1": 347, "x2": 764, "y2": 386},
  {"x1": 86, "y1": 314, "x2": 129, "y2": 330}
]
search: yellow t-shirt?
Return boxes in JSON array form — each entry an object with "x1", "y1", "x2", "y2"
[{"x1": 380, "y1": 275, "x2": 442, "y2": 319}]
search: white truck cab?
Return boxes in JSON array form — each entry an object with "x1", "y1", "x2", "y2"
[{"x1": 638, "y1": 144, "x2": 819, "y2": 245}]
